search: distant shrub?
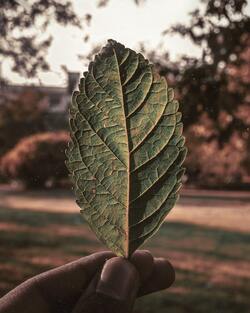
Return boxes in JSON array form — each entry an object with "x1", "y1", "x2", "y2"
[
  {"x1": 185, "y1": 125, "x2": 246, "y2": 188},
  {"x1": 0, "y1": 132, "x2": 70, "y2": 188},
  {"x1": 242, "y1": 136, "x2": 250, "y2": 179}
]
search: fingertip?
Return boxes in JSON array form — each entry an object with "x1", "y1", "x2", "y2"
[
  {"x1": 130, "y1": 250, "x2": 154, "y2": 283},
  {"x1": 72, "y1": 257, "x2": 140, "y2": 313},
  {"x1": 154, "y1": 258, "x2": 175, "y2": 289},
  {"x1": 130, "y1": 250, "x2": 153, "y2": 262},
  {"x1": 96, "y1": 256, "x2": 139, "y2": 301},
  {"x1": 138, "y1": 257, "x2": 175, "y2": 296}
]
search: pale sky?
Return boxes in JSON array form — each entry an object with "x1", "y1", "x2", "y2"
[{"x1": 3, "y1": 0, "x2": 249, "y2": 87}]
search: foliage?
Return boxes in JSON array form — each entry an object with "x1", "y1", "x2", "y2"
[
  {"x1": 145, "y1": 0, "x2": 250, "y2": 187},
  {"x1": 242, "y1": 134, "x2": 250, "y2": 176},
  {"x1": 157, "y1": 0, "x2": 250, "y2": 144},
  {"x1": 0, "y1": 0, "x2": 81, "y2": 77},
  {"x1": 0, "y1": 131, "x2": 69, "y2": 188},
  {"x1": 66, "y1": 40, "x2": 187, "y2": 257},
  {"x1": 0, "y1": 89, "x2": 48, "y2": 158},
  {"x1": 97, "y1": 0, "x2": 145, "y2": 7},
  {"x1": 0, "y1": 0, "x2": 144, "y2": 78},
  {"x1": 185, "y1": 114, "x2": 246, "y2": 187}
]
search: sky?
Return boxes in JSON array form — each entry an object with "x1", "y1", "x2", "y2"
[{"x1": 2, "y1": 0, "x2": 249, "y2": 87}]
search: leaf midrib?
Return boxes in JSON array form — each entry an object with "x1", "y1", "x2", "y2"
[{"x1": 112, "y1": 47, "x2": 130, "y2": 258}]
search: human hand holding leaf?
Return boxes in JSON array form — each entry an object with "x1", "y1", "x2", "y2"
[{"x1": 66, "y1": 39, "x2": 187, "y2": 258}]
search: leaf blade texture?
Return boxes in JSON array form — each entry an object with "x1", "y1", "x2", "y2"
[{"x1": 66, "y1": 39, "x2": 187, "y2": 257}]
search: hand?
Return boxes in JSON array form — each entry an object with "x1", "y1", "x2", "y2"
[{"x1": 0, "y1": 250, "x2": 175, "y2": 313}]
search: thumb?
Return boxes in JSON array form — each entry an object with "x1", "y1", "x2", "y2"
[{"x1": 72, "y1": 257, "x2": 140, "y2": 313}]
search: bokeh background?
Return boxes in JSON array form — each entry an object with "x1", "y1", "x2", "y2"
[{"x1": 0, "y1": 0, "x2": 250, "y2": 312}]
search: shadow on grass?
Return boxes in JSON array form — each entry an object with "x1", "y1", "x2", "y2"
[
  {"x1": 135, "y1": 284, "x2": 250, "y2": 313},
  {"x1": 138, "y1": 222, "x2": 250, "y2": 313},
  {"x1": 0, "y1": 206, "x2": 80, "y2": 227},
  {"x1": 148, "y1": 221, "x2": 250, "y2": 262},
  {"x1": 0, "y1": 206, "x2": 250, "y2": 312}
]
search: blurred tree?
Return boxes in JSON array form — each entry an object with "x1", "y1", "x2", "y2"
[
  {"x1": 0, "y1": 89, "x2": 47, "y2": 157},
  {"x1": 158, "y1": 0, "x2": 250, "y2": 145},
  {"x1": 0, "y1": 0, "x2": 81, "y2": 77},
  {"x1": 97, "y1": 0, "x2": 145, "y2": 7},
  {"x1": 0, "y1": 131, "x2": 69, "y2": 188},
  {"x1": 0, "y1": 0, "x2": 143, "y2": 79}
]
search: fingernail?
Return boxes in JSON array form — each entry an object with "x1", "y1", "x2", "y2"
[{"x1": 96, "y1": 257, "x2": 139, "y2": 301}]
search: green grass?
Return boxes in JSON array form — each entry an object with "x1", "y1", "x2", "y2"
[
  {"x1": 0, "y1": 192, "x2": 250, "y2": 313},
  {"x1": 135, "y1": 223, "x2": 250, "y2": 313}
]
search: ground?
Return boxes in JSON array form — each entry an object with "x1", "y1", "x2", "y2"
[{"x1": 0, "y1": 187, "x2": 250, "y2": 313}]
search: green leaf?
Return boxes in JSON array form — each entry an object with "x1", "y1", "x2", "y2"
[{"x1": 66, "y1": 39, "x2": 187, "y2": 257}]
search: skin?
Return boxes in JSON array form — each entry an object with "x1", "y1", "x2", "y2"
[{"x1": 0, "y1": 250, "x2": 175, "y2": 313}]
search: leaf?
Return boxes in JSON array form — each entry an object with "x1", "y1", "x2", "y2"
[{"x1": 66, "y1": 39, "x2": 187, "y2": 258}]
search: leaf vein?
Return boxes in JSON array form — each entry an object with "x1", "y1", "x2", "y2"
[
  {"x1": 79, "y1": 87, "x2": 127, "y2": 168},
  {"x1": 130, "y1": 101, "x2": 168, "y2": 153},
  {"x1": 71, "y1": 120, "x2": 127, "y2": 209},
  {"x1": 130, "y1": 150, "x2": 179, "y2": 204}
]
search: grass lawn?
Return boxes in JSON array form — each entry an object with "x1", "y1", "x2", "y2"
[{"x1": 0, "y1": 188, "x2": 250, "y2": 312}]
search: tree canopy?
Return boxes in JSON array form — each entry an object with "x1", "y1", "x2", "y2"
[
  {"x1": 0, "y1": 0, "x2": 81, "y2": 78},
  {"x1": 157, "y1": 0, "x2": 250, "y2": 144}
]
